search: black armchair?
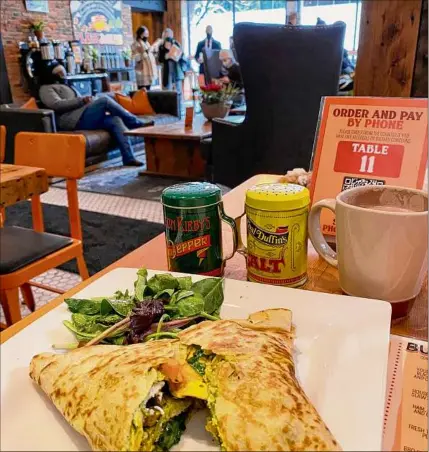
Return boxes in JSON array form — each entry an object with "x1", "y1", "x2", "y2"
[{"x1": 211, "y1": 22, "x2": 345, "y2": 187}]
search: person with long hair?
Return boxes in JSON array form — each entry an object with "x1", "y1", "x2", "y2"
[
  {"x1": 38, "y1": 64, "x2": 145, "y2": 166},
  {"x1": 158, "y1": 28, "x2": 185, "y2": 98},
  {"x1": 131, "y1": 26, "x2": 160, "y2": 90}
]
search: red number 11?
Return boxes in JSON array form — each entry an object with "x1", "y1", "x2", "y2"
[{"x1": 359, "y1": 155, "x2": 375, "y2": 174}]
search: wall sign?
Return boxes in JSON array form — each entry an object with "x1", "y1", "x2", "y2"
[
  {"x1": 310, "y1": 97, "x2": 428, "y2": 236},
  {"x1": 70, "y1": 0, "x2": 123, "y2": 45},
  {"x1": 25, "y1": 0, "x2": 49, "y2": 13}
]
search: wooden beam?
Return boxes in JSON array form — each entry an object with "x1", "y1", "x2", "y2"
[
  {"x1": 412, "y1": 0, "x2": 428, "y2": 96},
  {"x1": 355, "y1": 0, "x2": 422, "y2": 97}
]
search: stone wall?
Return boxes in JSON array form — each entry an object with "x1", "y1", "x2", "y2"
[{"x1": 0, "y1": 0, "x2": 133, "y2": 102}]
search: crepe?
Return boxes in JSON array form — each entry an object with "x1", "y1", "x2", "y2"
[
  {"x1": 29, "y1": 340, "x2": 197, "y2": 451},
  {"x1": 177, "y1": 309, "x2": 342, "y2": 451},
  {"x1": 29, "y1": 308, "x2": 341, "y2": 451}
]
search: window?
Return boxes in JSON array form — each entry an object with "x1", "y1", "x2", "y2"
[
  {"x1": 186, "y1": 0, "x2": 361, "y2": 62},
  {"x1": 300, "y1": 0, "x2": 361, "y2": 61}
]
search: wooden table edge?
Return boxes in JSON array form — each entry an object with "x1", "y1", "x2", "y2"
[{"x1": 0, "y1": 175, "x2": 273, "y2": 343}]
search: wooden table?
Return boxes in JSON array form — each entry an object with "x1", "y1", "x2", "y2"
[
  {"x1": 125, "y1": 115, "x2": 212, "y2": 179},
  {"x1": 1, "y1": 174, "x2": 427, "y2": 344},
  {"x1": 0, "y1": 164, "x2": 48, "y2": 208}
]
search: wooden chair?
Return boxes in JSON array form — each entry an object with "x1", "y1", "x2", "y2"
[{"x1": 0, "y1": 132, "x2": 89, "y2": 326}]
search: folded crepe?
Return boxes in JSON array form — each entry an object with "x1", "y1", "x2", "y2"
[{"x1": 29, "y1": 309, "x2": 341, "y2": 451}]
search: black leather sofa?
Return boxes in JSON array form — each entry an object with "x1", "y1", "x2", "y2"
[{"x1": 0, "y1": 91, "x2": 180, "y2": 165}]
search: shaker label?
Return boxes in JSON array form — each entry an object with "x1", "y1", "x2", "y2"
[
  {"x1": 168, "y1": 234, "x2": 211, "y2": 259},
  {"x1": 247, "y1": 217, "x2": 289, "y2": 247}
]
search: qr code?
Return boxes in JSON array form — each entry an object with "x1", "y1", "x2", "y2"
[{"x1": 342, "y1": 177, "x2": 385, "y2": 191}]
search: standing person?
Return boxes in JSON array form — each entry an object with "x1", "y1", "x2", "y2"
[
  {"x1": 229, "y1": 36, "x2": 238, "y2": 62},
  {"x1": 131, "y1": 26, "x2": 160, "y2": 90},
  {"x1": 288, "y1": 12, "x2": 298, "y2": 25},
  {"x1": 194, "y1": 25, "x2": 221, "y2": 74},
  {"x1": 158, "y1": 28, "x2": 185, "y2": 98},
  {"x1": 38, "y1": 64, "x2": 144, "y2": 167}
]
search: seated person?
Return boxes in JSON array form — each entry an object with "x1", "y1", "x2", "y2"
[
  {"x1": 218, "y1": 50, "x2": 243, "y2": 90},
  {"x1": 38, "y1": 64, "x2": 145, "y2": 166},
  {"x1": 217, "y1": 50, "x2": 244, "y2": 107}
]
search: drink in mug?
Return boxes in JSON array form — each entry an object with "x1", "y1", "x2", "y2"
[{"x1": 308, "y1": 185, "x2": 428, "y2": 318}]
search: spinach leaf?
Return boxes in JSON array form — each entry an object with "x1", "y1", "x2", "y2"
[
  {"x1": 108, "y1": 335, "x2": 126, "y2": 345},
  {"x1": 154, "y1": 288, "x2": 175, "y2": 300},
  {"x1": 64, "y1": 298, "x2": 101, "y2": 315},
  {"x1": 175, "y1": 294, "x2": 205, "y2": 317},
  {"x1": 63, "y1": 320, "x2": 100, "y2": 339},
  {"x1": 177, "y1": 276, "x2": 192, "y2": 290},
  {"x1": 187, "y1": 347, "x2": 206, "y2": 376},
  {"x1": 100, "y1": 298, "x2": 135, "y2": 317},
  {"x1": 147, "y1": 274, "x2": 179, "y2": 294},
  {"x1": 191, "y1": 278, "x2": 224, "y2": 315},
  {"x1": 97, "y1": 314, "x2": 123, "y2": 325},
  {"x1": 155, "y1": 411, "x2": 188, "y2": 451},
  {"x1": 71, "y1": 313, "x2": 107, "y2": 334},
  {"x1": 134, "y1": 268, "x2": 149, "y2": 301},
  {"x1": 170, "y1": 290, "x2": 194, "y2": 304},
  {"x1": 113, "y1": 289, "x2": 133, "y2": 301}
]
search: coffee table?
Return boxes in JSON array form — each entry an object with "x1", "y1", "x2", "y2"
[{"x1": 125, "y1": 115, "x2": 212, "y2": 179}]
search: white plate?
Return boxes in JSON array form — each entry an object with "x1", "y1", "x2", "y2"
[{"x1": 1, "y1": 268, "x2": 391, "y2": 451}]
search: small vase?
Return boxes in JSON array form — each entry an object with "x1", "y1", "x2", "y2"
[
  {"x1": 124, "y1": 59, "x2": 130, "y2": 68},
  {"x1": 34, "y1": 30, "x2": 44, "y2": 41},
  {"x1": 200, "y1": 101, "x2": 231, "y2": 121}
]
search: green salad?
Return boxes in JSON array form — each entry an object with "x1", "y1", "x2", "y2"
[{"x1": 55, "y1": 268, "x2": 224, "y2": 349}]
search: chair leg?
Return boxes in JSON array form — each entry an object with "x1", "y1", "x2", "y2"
[
  {"x1": 20, "y1": 283, "x2": 36, "y2": 312},
  {"x1": 76, "y1": 254, "x2": 89, "y2": 280},
  {"x1": 0, "y1": 288, "x2": 21, "y2": 326}
]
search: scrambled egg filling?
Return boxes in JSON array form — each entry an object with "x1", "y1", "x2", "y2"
[{"x1": 129, "y1": 347, "x2": 222, "y2": 451}]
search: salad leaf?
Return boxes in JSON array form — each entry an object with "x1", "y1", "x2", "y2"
[
  {"x1": 175, "y1": 294, "x2": 205, "y2": 317},
  {"x1": 134, "y1": 268, "x2": 148, "y2": 301},
  {"x1": 63, "y1": 320, "x2": 100, "y2": 339},
  {"x1": 191, "y1": 278, "x2": 224, "y2": 315},
  {"x1": 170, "y1": 290, "x2": 194, "y2": 304},
  {"x1": 154, "y1": 288, "x2": 175, "y2": 300},
  {"x1": 97, "y1": 314, "x2": 123, "y2": 325},
  {"x1": 177, "y1": 276, "x2": 192, "y2": 290},
  {"x1": 147, "y1": 274, "x2": 179, "y2": 294},
  {"x1": 65, "y1": 298, "x2": 101, "y2": 315},
  {"x1": 113, "y1": 289, "x2": 133, "y2": 301},
  {"x1": 100, "y1": 298, "x2": 135, "y2": 317}
]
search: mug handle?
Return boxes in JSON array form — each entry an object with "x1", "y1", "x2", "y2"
[
  {"x1": 219, "y1": 202, "x2": 238, "y2": 261},
  {"x1": 308, "y1": 199, "x2": 338, "y2": 268},
  {"x1": 234, "y1": 212, "x2": 247, "y2": 256}
]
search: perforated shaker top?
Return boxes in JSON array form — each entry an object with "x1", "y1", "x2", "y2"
[
  {"x1": 246, "y1": 183, "x2": 310, "y2": 211},
  {"x1": 161, "y1": 182, "x2": 222, "y2": 208}
]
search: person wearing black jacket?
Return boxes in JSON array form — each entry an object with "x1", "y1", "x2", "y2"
[{"x1": 194, "y1": 25, "x2": 221, "y2": 74}]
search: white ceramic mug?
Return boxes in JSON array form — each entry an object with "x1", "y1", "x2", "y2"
[{"x1": 308, "y1": 185, "x2": 428, "y2": 318}]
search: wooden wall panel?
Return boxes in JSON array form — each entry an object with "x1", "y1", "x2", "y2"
[
  {"x1": 163, "y1": 0, "x2": 183, "y2": 44},
  {"x1": 131, "y1": 11, "x2": 163, "y2": 42},
  {"x1": 412, "y1": 0, "x2": 428, "y2": 96},
  {"x1": 355, "y1": 0, "x2": 422, "y2": 97}
]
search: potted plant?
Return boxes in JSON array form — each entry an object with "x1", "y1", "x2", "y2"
[
  {"x1": 122, "y1": 49, "x2": 132, "y2": 67},
  {"x1": 29, "y1": 21, "x2": 45, "y2": 41},
  {"x1": 199, "y1": 83, "x2": 239, "y2": 120},
  {"x1": 89, "y1": 46, "x2": 99, "y2": 68}
]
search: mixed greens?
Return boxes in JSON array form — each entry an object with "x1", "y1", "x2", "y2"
[{"x1": 56, "y1": 268, "x2": 224, "y2": 348}]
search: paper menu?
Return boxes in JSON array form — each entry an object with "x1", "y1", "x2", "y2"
[{"x1": 383, "y1": 335, "x2": 428, "y2": 451}]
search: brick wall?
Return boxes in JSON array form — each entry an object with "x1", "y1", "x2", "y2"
[{"x1": 0, "y1": 0, "x2": 133, "y2": 103}]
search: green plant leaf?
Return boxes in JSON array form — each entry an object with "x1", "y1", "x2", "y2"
[
  {"x1": 63, "y1": 320, "x2": 99, "y2": 339},
  {"x1": 191, "y1": 278, "x2": 224, "y2": 315},
  {"x1": 147, "y1": 274, "x2": 179, "y2": 294},
  {"x1": 65, "y1": 298, "x2": 101, "y2": 315},
  {"x1": 100, "y1": 298, "x2": 134, "y2": 317},
  {"x1": 175, "y1": 294, "x2": 205, "y2": 317},
  {"x1": 177, "y1": 276, "x2": 192, "y2": 290},
  {"x1": 97, "y1": 314, "x2": 123, "y2": 325},
  {"x1": 154, "y1": 288, "x2": 175, "y2": 300},
  {"x1": 170, "y1": 290, "x2": 194, "y2": 304}
]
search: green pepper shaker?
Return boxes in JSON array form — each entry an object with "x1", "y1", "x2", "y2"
[{"x1": 161, "y1": 182, "x2": 238, "y2": 276}]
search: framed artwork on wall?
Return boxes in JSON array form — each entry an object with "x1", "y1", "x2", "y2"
[
  {"x1": 70, "y1": 0, "x2": 124, "y2": 45},
  {"x1": 25, "y1": 0, "x2": 49, "y2": 14}
]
